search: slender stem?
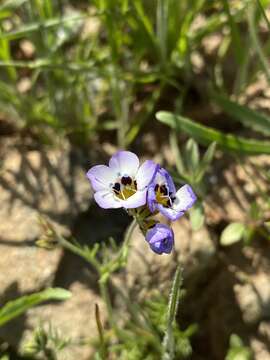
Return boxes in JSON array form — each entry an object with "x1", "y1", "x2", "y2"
[
  {"x1": 157, "y1": 0, "x2": 168, "y2": 66},
  {"x1": 54, "y1": 218, "x2": 138, "y2": 343},
  {"x1": 99, "y1": 280, "x2": 115, "y2": 329},
  {"x1": 56, "y1": 233, "x2": 100, "y2": 271},
  {"x1": 256, "y1": 0, "x2": 270, "y2": 31},
  {"x1": 162, "y1": 266, "x2": 183, "y2": 360},
  {"x1": 248, "y1": 3, "x2": 270, "y2": 82}
]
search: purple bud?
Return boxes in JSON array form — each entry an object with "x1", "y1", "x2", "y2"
[{"x1": 145, "y1": 224, "x2": 174, "y2": 255}]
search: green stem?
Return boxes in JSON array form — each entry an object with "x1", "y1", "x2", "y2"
[
  {"x1": 248, "y1": 3, "x2": 270, "y2": 82},
  {"x1": 256, "y1": 0, "x2": 270, "y2": 31},
  {"x1": 162, "y1": 266, "x2": 183, "y2": 360},
  {"x1": 56, "y1": 233, "x2": 100, "y2": 271}
]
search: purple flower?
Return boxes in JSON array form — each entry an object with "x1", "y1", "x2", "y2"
[
  {"x1": 87, "y1": 151, "x2": 158, "y2": 209},
  {"x1": 148, "y1": 167, "x2": 197, "y2": 221},
  {"x1": 146, "y1": 223, "x2": 174, "y2": 254}
]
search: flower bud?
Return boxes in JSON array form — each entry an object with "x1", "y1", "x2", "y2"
[{"x1": 145, "y1": 223, "x2": 174, "y2": 255}]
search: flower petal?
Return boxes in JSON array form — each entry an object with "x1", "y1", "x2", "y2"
[
  {"x1": 120, "y1": 189, "x2": 147, "y2": 208},
  {"x1": 136, "y1": 160, "x2": 158, "y2": 190},
  {"x1": 146, "y1": 223, "x2": 174, "y2": 254},
  {"x1": 109, "y1": 151, "x2": 139, "y2": 177},
  {"x1": 173, "y1": 184, "x2": 197, "y2": 212},
  {"x1": 147, "y1": 184, "x2": 157, "y2": 213},
  {"x1": 157, "y1": 204, "x2": 184, "y2": 221},
  {"x1": 87, "y1": 165, "x2": 116, "y2": 192},
  {"x1": 94, "y1": 190, "x2": 122, "y2": 209},
  {"x1": 160, "y1": 168, "x2": 176, "y2": 194}
]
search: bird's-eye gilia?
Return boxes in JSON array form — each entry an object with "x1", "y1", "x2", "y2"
[
  {"x1": 86, "y1": 150, "x2": 197, "y2": 255},
  {"x1": 147, "y1": 167, "x2": 197, "y2": 221},
  {"x1": 145, "y1": 223, "x2": 174, "y2": 254},
  {"x1": 87, "y1": 151, "x2": 157, "y2": 209}
]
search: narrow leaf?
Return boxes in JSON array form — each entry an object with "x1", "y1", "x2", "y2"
[
  {"x1": 190, "y1": 202, "x2": 205, "y2": 231},
  {"x1": 0, "y1": 288, "x2": 71, "y2": 327},
  {"x1": 162, "y1": 266, "x2": 183, "y2": 360},
  {"x1": 195, "y1": 142, "x2": 216, "y2": 182},
  {"x1": 0, "y1": 14, "x2": 85, "y2": 40},
  {"x1": 220, "y1": 222, "x2": 245, "y2": 246},
  {"x1": 185, "y1": 138, "x2": 199, "y2": 174},
  {"x1": 156, "y1": 111, "x2": 270, "y2": 155},
  {"x1": 212, "y1": 93, "x2": 270, "y2": 135}
]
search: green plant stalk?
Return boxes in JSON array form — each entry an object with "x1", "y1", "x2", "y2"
[
  {"x1": 157, "y1": 0, "x2": 168, "y2": 66},
  {"x1": 95, "y1": 303, "x2": 107, "y2": 359},
  {"x1": 256, "y1": 0, "x2": 270, "y2": 30},
  {"x1": 0, "y1": 14, "x2": 87, "y2": 40},
  {"x1": 162, "y1": 266, "x2": 183, "y2": 360},
  {"x1": 55, "y1": 233, "x2": 100, "y2": 271},
  {"x1": 248, "y1": 2, "x2": 270, "y2": 82},
  {"x1": 222, "y1": 0, "x2": 244, "y2": 66},
  {"x1": 55, "y1": 218, "x2": 137, "y2": 344},
  {"x1": 0, "y1": 59, "x2": 96, "y2": 71},
  {"x1": 156, "y1": 111, "x2": 270, "y2": 155}
]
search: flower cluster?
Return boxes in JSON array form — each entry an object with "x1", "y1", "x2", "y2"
[{"x1": 87, "y1": 151, "x2": 196, "y2": 255}]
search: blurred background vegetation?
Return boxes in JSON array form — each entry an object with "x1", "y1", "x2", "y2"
[{"x1": 0, "y1": 0, "x2": 270, "y2": 359}]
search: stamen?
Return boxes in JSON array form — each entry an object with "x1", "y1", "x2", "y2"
[
  {"x1": 121, "y1": 176, "x2": 132, "y2": 185},
  {"x1": 113, "y1": 177, "x2": 137, "y2": 200},
  {"x1": 112, "y1": 182, "x2": 121, "y2": 194},
  {"x1": 160, "y1": 185, "x2": 168, "y2": 196},
  {"x1": 155, "y1": 182, "x2": 174, "y2": 208},
  {"x1": 121, "y1": 188, "x2": 126, "y2": 200},
  {"x1": 166, "y1": 199, "x2": 172, "y2": 207}
]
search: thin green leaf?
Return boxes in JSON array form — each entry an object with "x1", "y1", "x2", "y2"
[
  {"x1": 190, "y1": 202, "x2": 205, "y2": 231},
  {"x1": 133, "y1": 0, "x2": 156, "y2": 47},
  {"x1": 256, "y1": 0, "x2": 270, "y2": 31},
  {"x1": 222, "y1": 0, "x2": 244, "y2": 65},
  {"x1": 156, "y1": 111, "x2": 270, "y2": 155},
  {"x1": 0, "y1": 0, "x2": 28, "y2": 12},
  {"x1": 0, "y1": 14, "x2": 86, "y2": 40},
  {"x1": 248, "y1": 2, "x2": 270, "y2": 82},
  {"x1": 220, "y1": 222, "x2": 245, "y2": 246},
  {"x1": 169, "y1": 131, "x2": 185, "y2": 175},
  {"x1": 212, "y1": 93, "x2": 270, "y2": 136},
  {"x1": 162, "y1": 266, "x2": 183, "y2": 360},
  {"x1": 126, "y1": 87, "x2": 161, "y2": 145},
  {"x1": 156, "y1": 0, "x2": 169, "y2": 64},
  {"x1": 225, "y1": 334, "x2": 253, "y2": 360},
  {"x1": 184, "y1": 138, "x2": 199, "y2": 174},
  {"x1": 195, "y1": 142, "x2": 216, "y2": 182},
  {"x1": 0, "y1": 288, "x2": 71, "y2": 327}
]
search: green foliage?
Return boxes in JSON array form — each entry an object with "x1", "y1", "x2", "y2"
[
  {"x1": 169, "y1": 135, "x2": 216, "y2": 230},
  {"x1": 156, "y1": 111, "x2": 270, "y2": 155},
  {"x1": 24, "y1": 323, "x2": 70, "y2": 359},
  {"x1": 220, "y1": 222, "x2": 246, "y2": 246},
  {"x1": 0, "y1": 288, "x2": 71, "y2": 327},
  {"x1": 189, "y1": 202, "x2": 205, "y2": 232},
  {"x1": 2, "y1": 0, "x2": 270, "y2": 358},
  {"x1": 212, "y1": 93, "x2": 270, "y2": 136},
  {"x1": 225, "y1": 334, "x2": 253, "y2": 360},
  {"x1": 1, "y1": 0, "x2": 269, "y2": 146},
  {"x1": 37, "y1": 219, "x2": 196, "y2": 360},
  {"x1": 162, "y1": 266, "x2": 183, "y2": 360}
]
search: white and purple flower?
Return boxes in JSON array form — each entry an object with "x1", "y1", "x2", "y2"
[
  {"x1": 145, "y1": 223, "x2": 174, "y2": 254},
  {"x1": 87, "y1": 151, "x2": 157, "y2": 209},
  {"x1": 147, "y1": 167, "x2": 197, "y2": 221}
]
